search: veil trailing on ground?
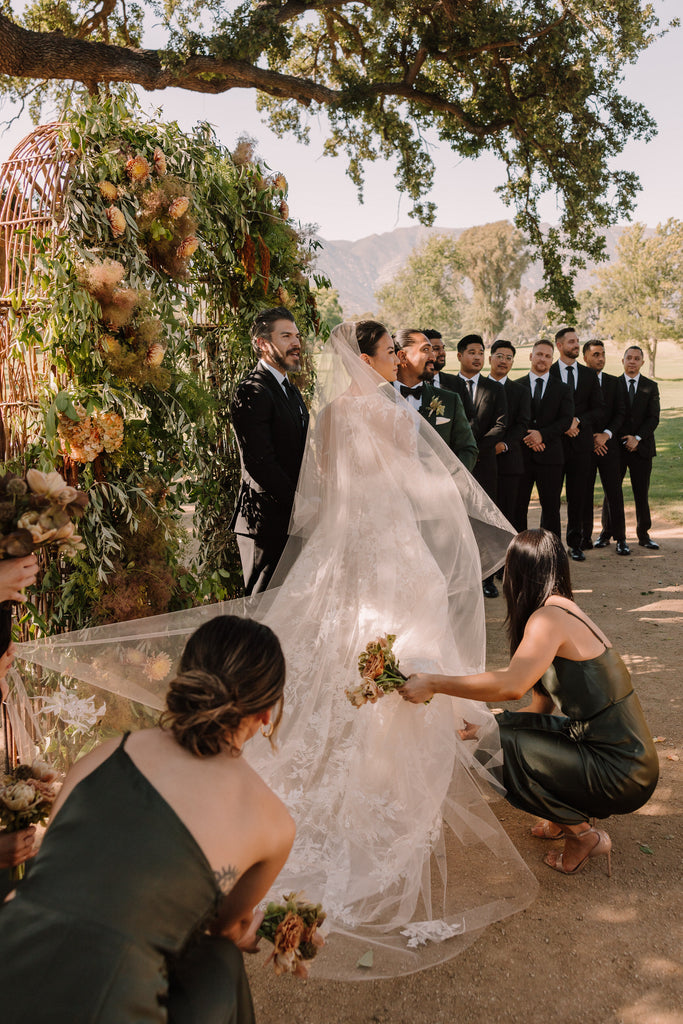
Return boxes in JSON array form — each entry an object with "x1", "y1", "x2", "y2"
[{"x1": 11, "y1": 322, "x2": 537, "y2": 978}]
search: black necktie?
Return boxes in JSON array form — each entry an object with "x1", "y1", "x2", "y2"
[
  {"x1": 533, "y1": 377, "x2": 543, "y2": 413},
  {"x1": 628, "y1": 379, "x2": 636, "y2": 407},
  {"x1": 566, "y1": 364, "x2": 575, "y2": 393},
  {"x1": 283, "y1": 379, "x2": 304, "y2": 423},
  {"x1": 467, "y1": 379, "x2": 474, "y2": 400},
  {"x1": 400, "y1": 385, "x2": 422, "y2": 401}
]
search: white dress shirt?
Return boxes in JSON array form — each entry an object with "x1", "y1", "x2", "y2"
[{"x1": 458, "y1": 372, "x2": 480, "y2": 402}]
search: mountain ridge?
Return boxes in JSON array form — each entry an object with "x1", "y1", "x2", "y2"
[{"x1": 313, "y1": 223, "x2": 647, "y2": 316}]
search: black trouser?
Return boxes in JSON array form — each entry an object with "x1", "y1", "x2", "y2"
[
  {"x1": 602, "y1": 452, "x2": 653, "y2": 542},
  {"x1": 562, "y1": 447, "x2": 593, "y2": 549},
  {"x1": 496, "y1": 474, "x2": 523, "y2": 532},
  {"x1": 236, "y1": 531, "x2": 287, "y2": 595},
  {"x1": 584, "y1": 452, "x2": 626, "y2": 542},
  {"x1": 516, "y1": 462, "x2": 563, "y2": 540}
]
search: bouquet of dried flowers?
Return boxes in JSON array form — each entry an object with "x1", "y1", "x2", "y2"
[
  {"x1": 345, "y1": 634, "x2": 407, "y2": 707},
  {"x1": 257, "y1": 892, "x2": 326, "y2": 977},
  {"x1": 0, "y1": 759, "x2": 60, "y2": 879},
  {"x1": 0, "y1": 469, "x2": 88, "y2": 561}
]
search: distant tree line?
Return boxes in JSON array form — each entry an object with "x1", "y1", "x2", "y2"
[{"x1": 375, "y1": 219, "x2": 683, "y2": 376}]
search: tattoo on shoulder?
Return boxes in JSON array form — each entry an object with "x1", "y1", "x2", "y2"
[{"x1": 214, "y1": 865, "x2": 239, "y2": 893}]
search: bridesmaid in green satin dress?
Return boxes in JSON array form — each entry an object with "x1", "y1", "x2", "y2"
[
  {"x1": 0, "y1": 615, "x2": 296, "y2": 1022},
  {"x1": 400, "y1": 529, "x2": 658, "y2": 876}
]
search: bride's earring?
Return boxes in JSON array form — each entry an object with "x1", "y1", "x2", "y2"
[{"x1": 261, "y1": 721, "x2": 274, "y2": 738}]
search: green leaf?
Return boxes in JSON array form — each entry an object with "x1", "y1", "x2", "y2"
[{"x1": 639, "y1": 844, "x2": 654, "y2": 855}]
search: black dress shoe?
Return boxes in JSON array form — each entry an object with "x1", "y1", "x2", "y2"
[
  {"x1": 615, "y1": 541, "x2": 631, "y2": 556},
  {"x1": 639, "y1": 539, "x2": 660, "y2": 550},
  {"x1": 593, "y1": 535, "x2": 610, "y2": 549},
  {"x1": 569, "y1": 548, "x2": 586, "y2": 562},
  {"x1": 483, "y1": 581, "x2": 499, "y2": 598}
]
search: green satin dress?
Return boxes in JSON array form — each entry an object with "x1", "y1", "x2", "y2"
[
  {"x1": 0, "y1": 734, "x2": 255, "y2": 1024},
  {"x1": 497, "y1": 607, "x2": 659, "y2": 825}
]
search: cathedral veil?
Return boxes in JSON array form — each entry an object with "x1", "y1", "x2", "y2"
[{"x1": 10, "y1": 322, "x2": 537, "y2": 978}]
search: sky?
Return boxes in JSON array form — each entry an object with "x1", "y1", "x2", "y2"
[{"x1": 1, "y1": 1, "x2": 682, "y2": 241}]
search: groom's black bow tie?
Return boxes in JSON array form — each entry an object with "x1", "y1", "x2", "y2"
[{"x1": 400, "y1": 385, "x2": 423, "y2": 401}]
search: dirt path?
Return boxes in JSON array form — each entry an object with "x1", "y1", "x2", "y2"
[{"x1": 247, "y1": 508, "x2": 683, "y2": 1024}]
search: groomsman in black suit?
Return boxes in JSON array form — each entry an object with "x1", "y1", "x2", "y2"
[
  {"x1": 487, "y1": 340, "x2": 531, "y2": 532},
  {"x1": 421, "y1": 329, "x2": 475, "y2": 418},
  {"x1": 230, "y1": 307, "x2": 309, "y2": 594},
  {"x1": 549, "y1": 327, "x2": 605, "y2": 561},
  {"x1": 394, "y1": 329, "x2": 478, "y2": 471},
  {"x1": 515, "y1": 339, "x2": 574, "y2": 539},
  {"x1": 581, "y1": 340, "x2": 629, "y2": 555},
  {"x1": 600, "y1": 345, "x2": 660, "y2": 549},
  {"x1": 457, "y1": 334, "x2": 507, "y2": 597}
]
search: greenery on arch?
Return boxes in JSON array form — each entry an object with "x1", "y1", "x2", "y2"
[{"x1": 7, "y1": 91, "x2": 324, "y2": 632}]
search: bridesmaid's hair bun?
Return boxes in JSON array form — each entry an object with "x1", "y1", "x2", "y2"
[{"x1": 160, "y1": 616, "x2": 285, "y2": 757}]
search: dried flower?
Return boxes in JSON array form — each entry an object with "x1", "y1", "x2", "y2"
[
  {"x1": 176, "y1": 236, "x2": 199, "y2": 260},
  {"x1": 153, "y1": 147, "x2": 167, "y2": 176},
  {"x1": 0, "y1": 781, "x2": 38, "y2": 812},
  {"x1": 123, "y1": 649, "x2": 147, "y2": 667},
  {"x1": 26, "y1": 469, "x2": 69, "y2": 500},
  {"x1": 145, "y1": 652, "x2": 172, "y2": 682},
  {"x1": 168, "y1": 196, "x2": 190, "y2": 219},
  {"x1": 279, "y1": 199, "x2": 289, "y2": 220},
  {"x1": 97, "y1": 412, "x2": 124, "y2": 453},
  {"x1": 98, "y1": 180, "x2": 118, "y2": 201},
  {"x1": 6, "y1": 478, "x2": 27, "y2": 497},
  {"x1": 429, "y1": 396, "x2": 446, "y2": 417},
  {"x1": 145, "y1": 343, "x2": 166, "y2": 368},
  {"x1": 126, "y1": 155, "x2": 151, "y2": 184},
  {"x1": 106, "y1": 206, "x2": 126, "y2": 237},
  {"x1": 272, "y1": 173, "x2": 288, "y2": 193}
]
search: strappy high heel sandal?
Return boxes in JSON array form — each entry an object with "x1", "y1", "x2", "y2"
[
  {"x1": 544, "y1": 827, "x2": 612, "y2": 876},
  {"x1": 530, "y1": 820, "x2": 563, "y2": 840}
]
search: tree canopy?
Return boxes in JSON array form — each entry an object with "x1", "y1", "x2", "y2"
[
  {"x1": 457, "y1": 221, "x2": 530, "y2": 343},
  {"x1": 0, "y1": 1, "x2": 670, "y2": 309},
  {"x1": 582, "y1": 219, "x2": 683, "y2": 376}
]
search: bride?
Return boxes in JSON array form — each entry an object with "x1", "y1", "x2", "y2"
[{"x1": 12, "y1": 321, "x2": 537, "y2": 978}]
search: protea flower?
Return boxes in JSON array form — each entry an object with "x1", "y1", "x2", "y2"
[
  {"x1": 98, "y1": 180, "x2": 118, "y2": 201},
  {"x1": 145, "y1": 343, "x2": 166, "y2": 367},
  {"x1": 272, "y1": 173, "x2": 288, "y2": 192},
  {"x1": 168, "y1": 196, "x2": 190, "y2": 219},
  {"x1": 176, "y1": 236, "x2": 199, "y2": 259},
  {"x1": 153, "y1": 147, "x2": 167, "y2": 176},
  {"x1": 106, "y1": 206, "x2": 126, "y2": 237},
  {"x1": 126, "y1": 155, "x2": 151, "y2": 184}
]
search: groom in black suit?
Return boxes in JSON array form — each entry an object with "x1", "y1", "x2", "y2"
[{"x1": 230, "y1": 308, "x2": 309, "y2": 594}]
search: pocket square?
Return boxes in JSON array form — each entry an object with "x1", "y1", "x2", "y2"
[{"x1": 436, "y1": 416, "x2": 450, "y2": 426}]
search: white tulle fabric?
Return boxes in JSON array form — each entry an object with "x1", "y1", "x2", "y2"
[{"x1": 12, "y1": 323, "x2": 537, "y2": 978}]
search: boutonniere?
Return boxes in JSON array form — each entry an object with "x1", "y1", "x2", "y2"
[{"x1": 428, "y1": 396, "x2": 446, "y2": 417}]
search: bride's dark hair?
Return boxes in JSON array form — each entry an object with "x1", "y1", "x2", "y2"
[
  {"x1": 356, "y1": 320, "x2": 389, "y2": 357},
  {"x1": 160, "y1": 615, "x2": 285, "y2": 757},
  {"x1": 503, "y1": 530, "x2": 573, "y2": 655}
]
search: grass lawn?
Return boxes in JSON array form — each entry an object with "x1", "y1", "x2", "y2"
[{"x1": 444, "y1": 338, "x2": 683, "y2": 525}]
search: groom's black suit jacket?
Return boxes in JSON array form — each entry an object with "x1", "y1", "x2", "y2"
[{"x1": 229, "y1": 362, "x2": 309, "y2": 543}]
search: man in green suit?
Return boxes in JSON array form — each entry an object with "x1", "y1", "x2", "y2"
[{"x1": 393, "y1": 329, "x2": 478, "y2": 472}]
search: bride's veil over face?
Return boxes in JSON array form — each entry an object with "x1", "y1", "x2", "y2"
[{"x1": 8, "y1": 320, "x2": 535, "y2": 980}]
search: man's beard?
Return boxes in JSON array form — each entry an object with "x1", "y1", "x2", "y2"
[
  {"x1": 269, "y1": 346, "x2": 301, "y2": 373},
  {"x1": 419, "y1": 366, "x2": 435, "y2": 381}
]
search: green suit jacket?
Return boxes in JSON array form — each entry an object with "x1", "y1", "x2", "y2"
[{"x1": 419, "y1": 381, "x2": 478, "y2": 472}]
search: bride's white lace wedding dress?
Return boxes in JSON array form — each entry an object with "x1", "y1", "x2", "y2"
[{"x1": 13, "y1": 324, "x2": 537, "y2": 978}]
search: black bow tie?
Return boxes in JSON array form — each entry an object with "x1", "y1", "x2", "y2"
[{"x1": 400, "y1": 385, "x2": 423, "y2": 401}]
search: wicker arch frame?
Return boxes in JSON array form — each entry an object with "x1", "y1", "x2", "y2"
[{"x1": 0, "y1": 124, "x2": 76, "y2": 463}]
